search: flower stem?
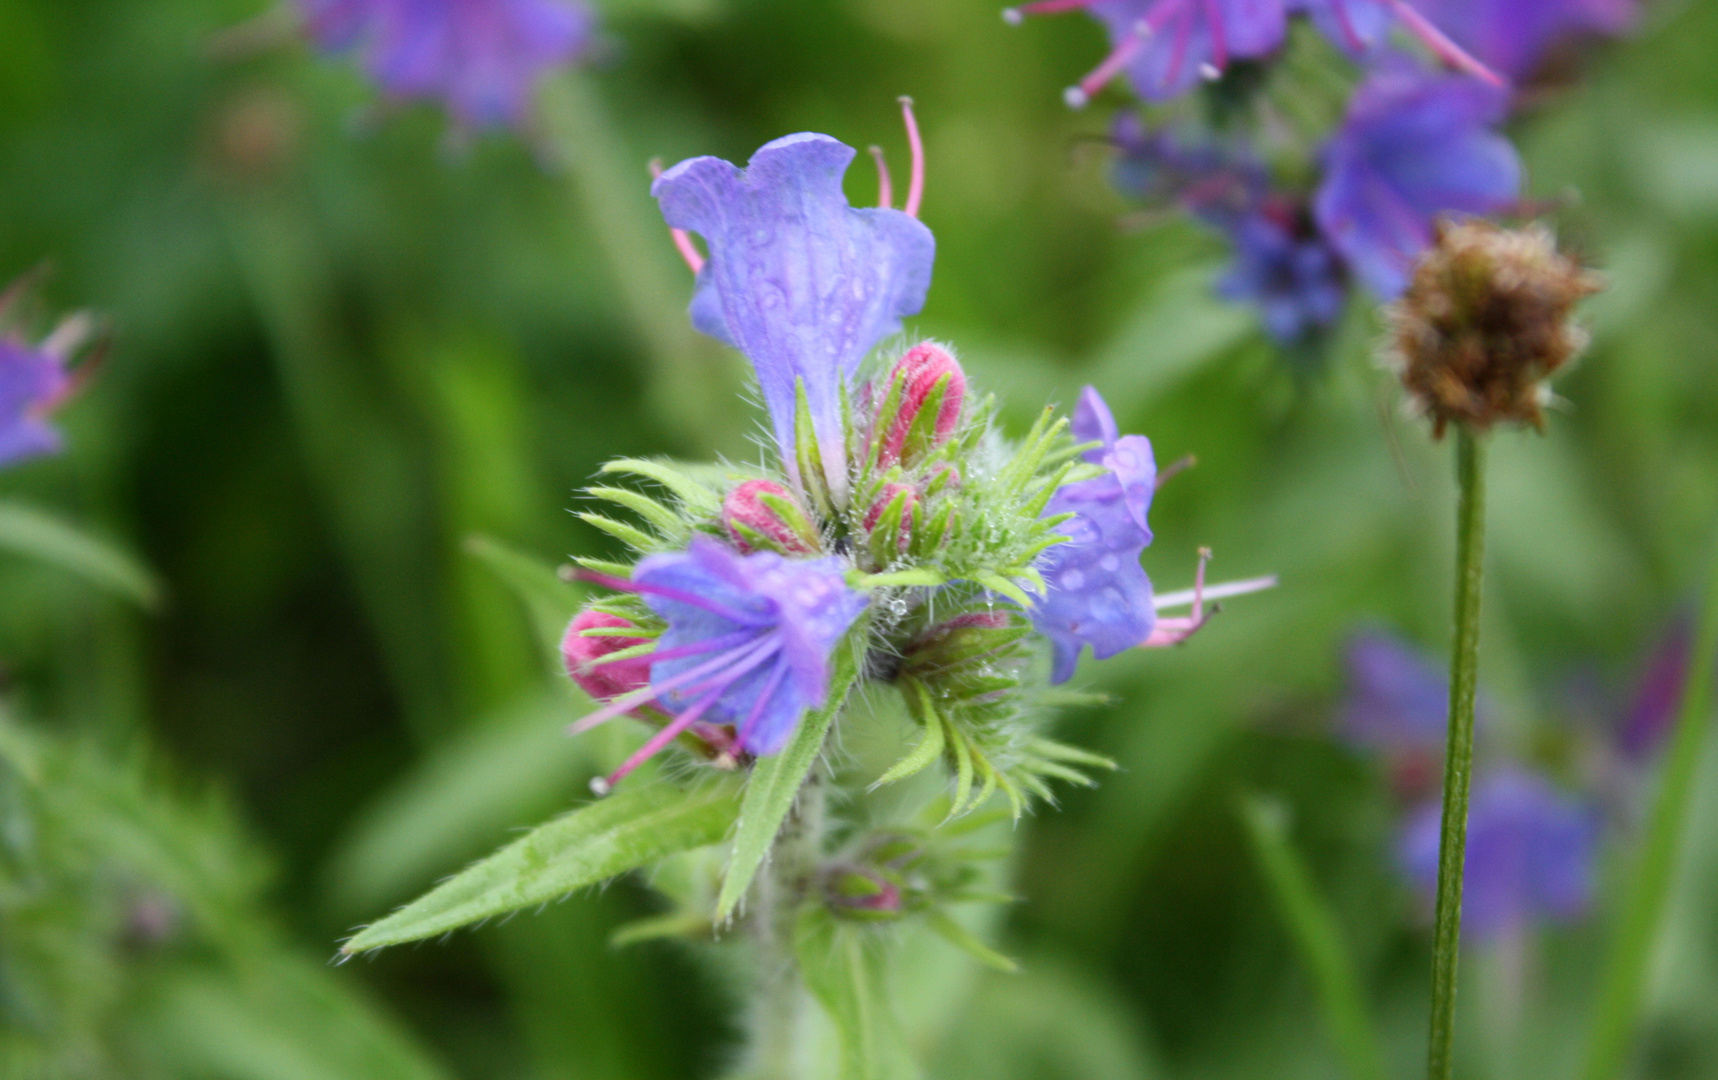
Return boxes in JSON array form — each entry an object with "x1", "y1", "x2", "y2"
[
  {"x1": 1579, "y1": 518, "x2": 1718, "y2": 1080},
  {"x1": 1427, "y1": 427, "x2": 1487, "y2": 1080}
]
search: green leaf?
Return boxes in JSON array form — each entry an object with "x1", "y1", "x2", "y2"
[
  {"x1": 796, "y1": 907, "x2": 912, "y2": 1080},
  {"x1": 716, "y1": 613, "x2": 870, "y2": 921},
  {"x1": 585, "y1": 485, "x2": 687, "y2": 537},
  {"x1": 600, "y1": 458, "x2": 721, "y2": 513},
  {"x1": 976, "y1": 574, "x2": 1035, "y2": 611},
  {"x1": 870, "y1": 681, "x2": 947, "y2": 789},
  {"x1": 856, "y1": 567, "x2": 945, "y2": 589},
  {"x1": 925, "y1": 909, "x2": 1018, "y2": 974},
  {"x1": 463, "y1": 535, "x2": 582, "y2": 663},
  {"x1": 577, "y1": 512, "x2": 659, "y2": 552},
  {"x1": 0, "y1": 500, "x2": 163, "y2": 609},
  {"x1": 342, "y1": 777, "x2": 743, "y2": 953},
  {"x1": 1238, "y1": 795, "x2": 1385, "y2": 1080}
]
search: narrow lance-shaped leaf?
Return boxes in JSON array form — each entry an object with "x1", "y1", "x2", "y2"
[
  {"x1": 716, "y1": 612, "x2": 872, "y2": 921},
  {"x1": 343, "y1": 777, "x2": 743, "y2": 953},
  {"x1": 464, "y1": 534, "x2": 582, "y2": 665},
  {"x1": 0, "y1": 500, "x2": 163, "y2": 609}
]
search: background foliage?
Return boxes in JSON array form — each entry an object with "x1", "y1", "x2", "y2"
[{"x1": 2, "y1": 0, "x2": 1717, "y2": 1076}]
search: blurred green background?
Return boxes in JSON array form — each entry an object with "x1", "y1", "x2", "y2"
[{"x1": 3, "y1": 0, "x2": 1718, "y2": 1077}]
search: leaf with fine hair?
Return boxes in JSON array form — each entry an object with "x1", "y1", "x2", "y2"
[
  {"x1": 796, "y1": 907, "x2": 915, "y2": 1080},
  {"x1": 0, "y1": 500, "x2": 163, "y2": 609},
  {"x1": 342, "y1": 777, "x2": 743, "y2": 954},
  {"x1": 716, "y1": 613, "x2": 871, "y2": 921}
]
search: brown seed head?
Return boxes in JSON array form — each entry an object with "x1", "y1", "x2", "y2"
[{"x1": 1389, "y1": 220, "x2": 1602, "y2": 438}]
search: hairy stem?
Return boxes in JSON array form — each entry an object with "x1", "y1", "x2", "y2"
[
  {"x1": 1427, "y1": 428, "x2": 1487, "y2": 1080},
  {"x1": 1580, "y1": 518, "x2": 1718, "y2": 1080},
  {"x1": 745, "y1": 771, "x2": 827, "y2": 1080}
]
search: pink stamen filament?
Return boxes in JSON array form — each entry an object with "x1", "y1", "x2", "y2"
[
  {"x1": 870, "y1": 145, "x2": 893, "y2": 209},
  {"x1": 1202, "y1": 0, "x2": 1228, "y2": 71},
  {"x1": 736, "y1": 661, "x2": 789, "y2": 748},
  {"x1": 1153, "y1": 574, "x2": 1277, "y2": 610},
  {"x1": 1386, "y1": 0, "x2": 1505, "y2": 87},
  {"x1": 582, "y1": 629, "x2": 754, "y2": 669},
  {"x1": 1009, "y1": 0, "x2": 1097, "y2": 15},
  {"x1": 1154, "y1": 453, "x2": 1197, "y2": 490},
  {"x1": 598, "y1": 687, "x2": 723, "y2": 792},
  {"x1": 1072, "y1": 19, "x2": 1153, "y2": 106},
  {"x1": 898, "y1": 97, "x2": 924, "y2": 219},
  {"x1": 1140, "y1": 547, "x2": 1211, "y2": 648},
  {"x1": 1330, "y1": 0, "x2": 1366, "y2": 52},
  {"x1": 568, "y1": 634, "x2": 779, "y2": 735},
  {"x1": 648, "y1": 158, "x2": 707, "y2": 274}
]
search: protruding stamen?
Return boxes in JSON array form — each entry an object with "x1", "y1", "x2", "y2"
[
  {"x1": 898, "y1": 97, "x2": 925, "y2": 219},
  {"x1": 869, "y1": 145, "x2": 894, "y2": 209},
  {"x1": 1155, "y1": 453, "x2": 1197, "y2": 489},
  {"x1": 1153, "y1": 574, "x2": 1277, "y2": 610},
  {"x1": 1007, "y1": 0, "x2": 1098, "y2": 17},
  {"x1": 648, "y1": 157, "x2": 707, "y2": 274},
  {"x1": 596, "y1": 688, "x2": 722, "y2": 793},
  {"x1": 567, "y1": 634, "x2": 779, "y2": 736},
  {"x1": 1387, "y1": 0, "x2": 1506, "y2": 87},
  {"x1": 1202, "y1": 0, "x2": 1228, "y2": 72},
  {"x1": 1329, "y1": 0, "x2": 1367, "y2": 52},
  {"x1": 1139, "y1": 547, "x2": 1216, "y2": 648},
  {"x1": 1068, "y1": 18, "x2": 1152, "y2": 110}
]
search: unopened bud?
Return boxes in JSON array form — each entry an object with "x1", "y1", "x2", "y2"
[
  {"x1": 823, "y1": 865, "x2": 903, "y2": 920},
  {"x1": 874, "y1": 343, "x2": 966, "y2": 468},
  {"x1": 722, "y1": 479, "x2": 820, "y2": 554},
  {"x1": 864, "y1": 482, "x2": 919, "y2": 564},
  {"x1": 1390, "y1": 221, "x2": 1602, "y2": 438},
  {"x1": 561, "y1": 609, "x2": 652, "y2": 702},
  {"x1": 905, "y1": 611, "x2": 1025, "y2": 673}
]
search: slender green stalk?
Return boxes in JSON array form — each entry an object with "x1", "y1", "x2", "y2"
[
  {"x1": 1427, "y1": 428, "x2": 1488, "y2": 1080},
  {"x1": 1240, "y1": 795, "x2": 1386, "y2": 1080},
  {"x1": 536, "y1": 73, "x2": 737, "y2": 452},
  {"x1": 1580, "y1": 523, "x2": 1718, "y2": 1080},
  {"x1": 746, "y1": 771, "x2": 827, "y2": 1080}
]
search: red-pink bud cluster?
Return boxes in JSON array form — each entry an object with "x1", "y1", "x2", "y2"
[
  {"x1": 863, "y1": 482, "x2": 919, "y2": 557},
  {"x1": 875, "y1": 343, "x2": 965, "y2": 469},
  {"x1": 721, "y1": 479, "x2": 820, "y2": 554},
  {"x1": 561, "y1": 609, "x2": 652, "y2": 702}
]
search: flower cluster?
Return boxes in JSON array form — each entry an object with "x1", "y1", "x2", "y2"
[
  {"x1": 557, "y1": 111, "x2": 1272, "y2": 811},
  {"x1": 296, "y1": 0, "x2": 597, "y2": 129},
  {"x1": 1013, "y1": 0, "x2": 1633, "y2": 354}
]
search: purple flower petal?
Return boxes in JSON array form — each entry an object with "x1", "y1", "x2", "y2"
[
  {"x1": 652, "y1": 134, "x2": 935, "y2": 488},
  {"x1": 1398, "y1": 766, "x2": 1599, "y2": 940},
  {"x1": 635, "y1": 537, "x2": 868, "y2": 755},
  {"x1": 1032, "y1": 387, "x2": 1158, "y2": 683},
  {"x1": 1216, "y1": 211, "x2": 1347, "y2": 344},
  {"x1": 1290, "y1": 0, "x2": 1394, "y2": 54},
  {"x1": 0, "y1": 338, "x2": 69, "y2": 470},
  {"x1": 1411, "y1": 0, "x2": 1635, "y2": 79},
  {"x1": 1340, "y1": 630, "x2": 1450, "y2": 753},
  {"x1": 1314, "y1": 59, "x2": 1520, "y2": 298},
  {"x1": 1086, "y1": 0, "x2": 1288, "y2": 102}
]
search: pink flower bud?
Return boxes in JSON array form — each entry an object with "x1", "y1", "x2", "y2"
[
  {"x1": 722, "y1": 479, "x2": 820, "y2": 554},
  {"x1": 864, "y1": 482, "x2": 918, "y2": 557},
  {"x1": 875, "y1": 343, "x2": 965, "y2": 468},
  {"x1": 561, "y1": 609, "x2": 652, "y2": 702}
]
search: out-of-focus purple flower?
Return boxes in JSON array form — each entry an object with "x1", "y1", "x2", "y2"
[
  {"x1": 1217, "y1": 208, "x2": 1347, "y2": 344},
  {"x1": 1399, "y1": 767, "x2": 1599, "y2": 940},
  {"x1": 299, "y1": 0, "x2": 596, "y2": 129},
  {"x1": 572, "y1": 537, "x2": 868, "y2": 788},
  {"x1": 0, "y1": 337, "x2": 71, "y2": 469},
  {"x1": 1031, "y1": 386, "x2": 1157, "y2": 684},
  {"x1": 1341, "y1": 630, "x2": 1450, "y2": 753},
  {"x1": 653, "y1": 135, "x2": 935, "y2": 500},
  {"x1": 1412, "y1": 0, "x2": 1635, "y2": 80},
  {"x1": 1009, "y1": 0, "x2": 1289, "y2": 105},
  {"x1": 1314, "y1": 60, "x2": 1520, "y2": 298},
  {"x1": 1290, "y1": 0, "x2": 1395, "y2": 53},
  {"x1": 1110, "y1": 115, "x2": 1265, "y2": 229},
  {"x1": 1618, "y1": 615, "x2": 1693, "y2": 761}
]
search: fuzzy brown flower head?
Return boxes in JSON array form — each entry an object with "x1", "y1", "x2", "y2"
[{"x1": 1389, "y1": 220, "x2": 1602, "y2": 437}]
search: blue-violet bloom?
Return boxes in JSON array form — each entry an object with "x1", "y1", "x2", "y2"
[
  {"x1": 1340, "y1": 629, "x2": 1452, "y2": 754},
  {"x1": 1314, "y1": 59, "x2": 1520, "y2": 298},
  {"x1": 1032, "y1": 386, "x2": 1158, "y2": 684},
  {"x1": 300, "y1": 0, "x2": 596, "y2": 129},
  {"x1": 1399, "y1": 766, "x2": 1599, "y2": 940},
  {"x1": 1217, "y1": 208, "x2": 1347, "y2": 344},
  {"x1": 0, "y1": 336, "x2": 71, "y2": 469},
  {"x1": 572, "y1": 537, "x2": 868, "y2": 788},
  {"x1": 1413, "y1": 0, "x2": 1635, "y2": 80},
  {"x1": 653, "y1": 134, "x2": 935, "y2": 501}
]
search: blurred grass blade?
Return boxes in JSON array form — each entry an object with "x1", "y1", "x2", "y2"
[
  {"x1": 716, "y1": 614, "x2": 870, "y2": 922},
  {"x1": 320, "y1": 690, "x2": 592, "y2": 918},
  {"x1": 149, "y1": 956, "x2": 451, "y2": 1080},
  {"x1": 1238, "y1": 794, "x2": 1385, "y2": 1080},
  {"x1": 464, "y1": 534, "x2": 583, "y2": 665},
  {"x1": 0, "y1": 500, "x2": 162, "y2": 609},
  {"x1": 342, "y1": 776, "x2": 743, "y2": 954},
  {"x1": 924, "y1": 909, "x2": 1019, "y2": 974},
  {"x1": 1581, "y1": 528, "x2": 1718, "y2": 1080}
]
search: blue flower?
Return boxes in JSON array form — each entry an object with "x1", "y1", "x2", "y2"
[
  {"x1": 1398, "y1": 767, "x2": 1600, "y2": 940},
  {"x1": 1217, "y1": 209, "x2": 1347, "y2": 344},
  {"x1": 1412, "y1": 0, "x2": 1635, "y2": 80},
  {"x1": 1031, "y1": 387, "x2": 1158, "y2": 684},
  {"x1": 653, "y1": 134, "x2": 935, "y2": 501},
  {"x1": 0, "y1": 337, "x2": 70, "y2": 469},
  {"x1": 573, "y1": 537, "x2": 868, "y2": 787},
  {"x1": 1340, "y1": 630, "x2": 1450, "y2": 753},
  {"x1": 1013, "y1": 0, "x2": 1289, "y2": 106},
  {"x1": 1313, "y1": 59, "x2": 1520, "y2": 298},
  {"x1": 299, "y1": 0, "x2": 596, "y2": 129}
]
